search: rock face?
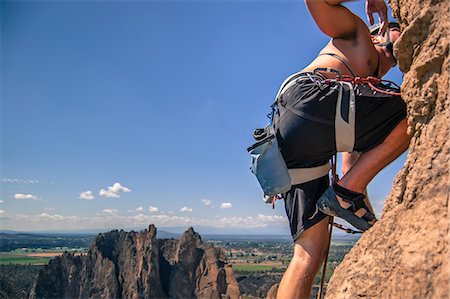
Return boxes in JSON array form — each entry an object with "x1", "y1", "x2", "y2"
[
  {"x1": 28, "y1": 225, "x2": 240, "y2": 299},
  {"x1": 265, "y1": 283, "x2": 278, "y2": 299},
  {"x1": 325, "y1": 1, "x2": 449, "y2": 298},
  {"x1": 236, "y1": 273, "x2": 281, "y2": 299}
]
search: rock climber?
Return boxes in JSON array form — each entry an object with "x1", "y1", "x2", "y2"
[{"x1": 273, "y1": 0, "x2": 411, "y2": 298}]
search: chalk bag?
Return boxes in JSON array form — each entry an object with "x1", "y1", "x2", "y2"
[{"x1": 247, "y1": 125, "x2": 292, "y2": 197}]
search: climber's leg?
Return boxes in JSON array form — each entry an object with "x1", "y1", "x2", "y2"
[
  {"x1": 318, "y1": 119, "x2": 410, "y2": 231},
  {"x1": 277, "y1": 217, "x2": 330, "y2": 299},
  {"x1": 337, "y1": 119, "x2": 410, "y2": 210},
  {"x1": 342, "y1": 151, "x2": 374, "y2": 214}
]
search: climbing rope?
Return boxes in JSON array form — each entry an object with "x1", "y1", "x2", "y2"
[
  {"x1": 318, "y1": 216, "x2": 334, "y2": 299},
  {"x1": 323, "y1": 75, "x2": 402, "y2": 96},
  {"x1": 317, "y1": 154, "x2": 362, "y2": 299},
  {"x1": 317, "y1": 154, "x2": 337, "y2": 299}
]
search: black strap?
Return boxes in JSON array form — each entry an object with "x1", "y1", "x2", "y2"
[
  {"x1": 362, "y1": 211, "x2": 375, "y2": 222},
  {"x1": 374, "y1": 53, "x2": 380, "y2": 78},
  {"x1": 318, "y1": 53, "x2": 357, "y2": 77},
  {"x1": 332, "y1": 183, "x2": 376, "y2": 222}
]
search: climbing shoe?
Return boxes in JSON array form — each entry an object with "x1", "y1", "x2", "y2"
[{"x1": 317, "y1": 183, "x2": 377, "y2": 231}]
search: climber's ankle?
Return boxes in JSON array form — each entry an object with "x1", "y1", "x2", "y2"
[{"x1": 336, "y1": 178, "x2": 366, "y2": 194}]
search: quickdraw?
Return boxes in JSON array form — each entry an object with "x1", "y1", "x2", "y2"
[{"x1": 332, "y1": 222, "x2": 362, "y2": 234}]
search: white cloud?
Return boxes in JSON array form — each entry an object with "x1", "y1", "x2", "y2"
[
  {"x1": 99, "y1": 182, "x2": 131, "y2": 198},
  {"x1": 79, "y1": 191, "x2": 94, "y2": 200},
  {"x1": 129, "y1": 213, "x2": 199, "y2": 225},
  {"x1": 133, "y1": 213, "x2": 147, "y2": 222},
  {"x1": 136, "y1": 206, "x2": 144, "y2": 212},
  {"x1": 1, "y1": 211, "x2": 288, "y2": 232},
  {"x1": 0, "y1": 209, "x2": 4, "y2": 214},
  {"x1": 38, "y1": 213, "x2": 78, "y2": 221},
  {"x1": 148, "y1": 206, "x2": 159, "y2": 212},
  {"x1": 256, "y1": 214, "x2": 285, "y2": 222},
  {"x1": 202, "y1": 198, "x2": 212, "y2": 207},
  {"x1": 0, "y1": 200, "x2": 4, "y2": 204},
  {"x1": 13, "y1": 193, "x2": 38, "y2": 200},
  {"x1": 220, "y1": 202, "x2": 233, "y2": 209},
  {"x1": 99, "y1": 189, "x2": 120, "y2": 198},
  {"x1": 180, "y1": 207, "x2": 193, "y2": 212},
  {"x1": 215, "y1": 214, "x2": 285, "y2": 228},
  {"x1": 109, "y1": 182, "x2": 131, "y2": 193},
  {"x1": 1, "y1": 178, "x2": 40, "y2": 184}
]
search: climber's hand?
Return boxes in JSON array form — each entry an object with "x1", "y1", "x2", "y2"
[{"x1": 366, "y1": 0, "x2": 388, "y2": 35}]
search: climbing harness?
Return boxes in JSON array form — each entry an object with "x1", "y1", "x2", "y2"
[{"x1": 248, "y1": 66, "x2": 401, "y2": 204}]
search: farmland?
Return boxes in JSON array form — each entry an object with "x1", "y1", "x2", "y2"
[
  {"x1": 0, "y1": 249, "x2": 85, "y2": 265},
  {"x1": 206, "y1": 234, "x2": 359, "y2": 298}
]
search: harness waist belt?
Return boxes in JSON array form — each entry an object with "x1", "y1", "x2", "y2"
[{"x1": 288, "y1": 163, "x2": 330, "y2": 185}]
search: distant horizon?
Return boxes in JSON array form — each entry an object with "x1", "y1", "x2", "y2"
[
  {"x1": 0, "y1": 223, "x2": 359, "y2": 239},
  {"x1": 0, "y1": 225, "x2": 291, "y2": 235}
]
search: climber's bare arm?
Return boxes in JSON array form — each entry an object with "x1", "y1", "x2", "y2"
[
  {"x1": 305, "y1": 0, "x2": 359, "y2": 39},
  {"x1": 305, "y1": 0, "x2": 389, "y2": 38}
]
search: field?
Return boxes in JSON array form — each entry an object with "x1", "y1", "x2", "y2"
[
  {"x1": 232, "y1": 262, "x2": 285, "y2": 272},
  {"x1": 0, "y1": 254, "x2": 51, "y2": 265},
  {"x1": 215, "y1": 235, "x2": 359, "y2": 298},
  {"x1": 0, "y1": 252, "x2": 61, "y2": 265},
  {"x1": 0, "y1": 249, "x2": 85, "y2": 265}
]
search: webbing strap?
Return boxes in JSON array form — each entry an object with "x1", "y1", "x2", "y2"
[
  {"x1": 288, "y1": 163, "x2": 330, "y2": 185},
  {"x1": 318, "y1": 53, "x2": 357, "y2": 77},
  {"x1": 335, "y1": 81, "x2": 356, "y2": 152},
  {"x1": 274, "y1": 72, "x2": 310, "y2": 101}
]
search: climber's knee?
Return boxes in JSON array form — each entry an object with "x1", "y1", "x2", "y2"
[{"x1": 292, "y1": 217, "x2": 330, "y2": 270}]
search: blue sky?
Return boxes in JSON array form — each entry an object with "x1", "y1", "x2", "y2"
[{"x1": 0, "y1": 0, "x2": 406, "y2": 234}]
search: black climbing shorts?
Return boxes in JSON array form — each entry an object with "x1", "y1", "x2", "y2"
[
  {"x1": 275, "y1": 72, "x2": 407, "y2": 241},
  {"x1": 283, "y1": 176, "x2": 330, "y2": 241}
]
